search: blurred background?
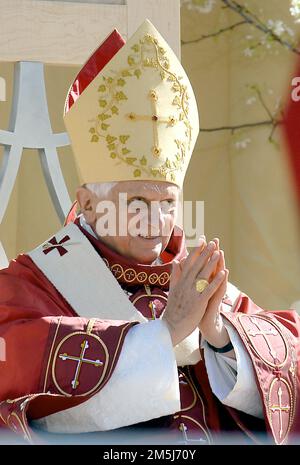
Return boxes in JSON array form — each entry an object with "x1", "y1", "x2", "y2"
[{"x1": 1, "y1": 0, "x2": 300, "y2": 311}]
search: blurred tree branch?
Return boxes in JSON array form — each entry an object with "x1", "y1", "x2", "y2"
[
  {"x1": 201, "y1": 85, "x2": 283, "y2": 144},
  {"x1": 181, "y1": 0, "x2": 293, "y2": 143},
  {"x1": 221, "y1": 0, "x2": 300, "y2": 55},
  {"x1": 182, "y1": 0, "x2": 300, "y2": 54},
  {"x1": 181, "y1": 20, "x2": 247, "y2": 44}
]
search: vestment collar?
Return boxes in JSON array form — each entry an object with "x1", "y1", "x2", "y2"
[{"x1": 74, "y1": 216, "x2": 187, "y2": 290}]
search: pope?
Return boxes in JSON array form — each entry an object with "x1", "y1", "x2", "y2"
[{"x1": 0, "y1": 20, "x2": 299, "y2": 446}]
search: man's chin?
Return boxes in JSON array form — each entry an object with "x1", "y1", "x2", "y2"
[{"x1": 130, "y1": 242, "x2": 163, "y2": 265}]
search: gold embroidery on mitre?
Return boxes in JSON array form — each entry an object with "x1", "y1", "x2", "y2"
[
  {"x1": 64, "y1": 20, "x2": 198, "y2": 188},
  {"x1": 88, "y1": 33, "x2": 192, "y2": 184}
]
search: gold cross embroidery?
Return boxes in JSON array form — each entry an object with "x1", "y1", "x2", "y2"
[
  {"x1": 178, "y1": 422, "x2": 207, "y2": 444},
  {"x1": 126, "y1": 89, "x2": 177, "y2": 158},
  {"x1": 270, "y1": 386, "x2": 290, "y2": 439},
  {"x1": 247, "y1": 322, "x2": 278, "y2": 361},
  {"x1": 59, "y1": 340, "x2": 103, "y2": 390},
  {"x1": 148, "y1": 301, "x2": 157, "y2": 319}
]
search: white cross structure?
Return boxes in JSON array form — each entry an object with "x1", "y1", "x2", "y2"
[
  {"x1": 0, "y1": 62, "x2": 72, "y2": 224},
  {"x1": 0, "y1": 0, "x2": 180, "y2": 269},
  {"x1": 0, "y1": 76, "x2": 5, "y2": 102},
  {"x1": 0, "y1": 62, "x2": 72, "y2": 267}
]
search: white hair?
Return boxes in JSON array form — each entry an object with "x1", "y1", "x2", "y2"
[
  {"x1": 84, "y1": 182, "x2": 117, "y2": 199},
  {"x1": 84, "y1": 181, "x2": 180, "y2": 200}
]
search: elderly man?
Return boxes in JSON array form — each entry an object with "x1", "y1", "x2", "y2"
[{"x1": 0, "y1": 20, "x2": 299, "y2": 445}]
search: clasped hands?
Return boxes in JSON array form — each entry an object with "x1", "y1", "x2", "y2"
[{"x1": 162, "y1": 236, "x2": 232, "y2": 353}]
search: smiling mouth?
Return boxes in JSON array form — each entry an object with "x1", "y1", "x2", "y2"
[{"x1": 138, "y1": 234, "x2": 160, "y2": 240}]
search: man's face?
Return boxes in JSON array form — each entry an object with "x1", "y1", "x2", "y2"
[{"x1": 76, "y1": 180, "x2": 180, "y2": 264}]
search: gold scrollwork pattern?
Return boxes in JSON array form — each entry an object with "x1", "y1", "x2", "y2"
[
  {"x1": 132, "y1": 293, "x2": 168, "y2": 306},
  {"x1": 7, "y1": 411, "x2": 32, "y2": 443},
  {"x1": 178, "y1": 369, "x2": 197, "y2": 412},
  {"x1": 88, "y1": 34, "x2": 192, "y2": 183},
  {"x1": 110, "y1": 262, "x2": 170, "y2": 285}
]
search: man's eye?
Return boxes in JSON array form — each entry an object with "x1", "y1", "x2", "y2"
[
  {"x1": 128, "y1": 199, "x2": 148, "y2": 211},
  {"x1": 161, "y1": 200, "x2": 176, "y2": 213}
]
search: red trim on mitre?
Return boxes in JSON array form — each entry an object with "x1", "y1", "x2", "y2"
[
  {"x1": 282, "y1": 57, "x2": 300, "y2": 216},
  {"x1": 64, "y1": 29, "x2": 126, "y2": 114}
]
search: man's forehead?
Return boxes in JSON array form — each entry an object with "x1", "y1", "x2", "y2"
[{"x1": 113, "y1": 181, "x2": 179, "y2": 196}]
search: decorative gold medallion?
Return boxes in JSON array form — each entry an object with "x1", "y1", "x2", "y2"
[
  {"x1": 268, "y1": 377, "x2": 293, "y2": 444},
  {"x1": 52, "y1": 331, "x2": 109, "y2": 397},
  {"x1": 238, "y1": 314, "x2": 288, "y2": 368}
]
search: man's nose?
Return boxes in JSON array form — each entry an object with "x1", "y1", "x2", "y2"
[{"x1": 149, "y1": 202, "x2": 164, "y2": 235}]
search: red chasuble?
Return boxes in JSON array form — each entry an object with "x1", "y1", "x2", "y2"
[{"x1": 0, "y1": 217, "x2": 299, "y2": 445}]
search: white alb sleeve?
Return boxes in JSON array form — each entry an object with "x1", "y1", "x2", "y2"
[
  {"x1": 32, "y1": 319, "x2": 180, "y2": 433},
  {"x1": 202, "y1": 318, "x2": 264, "y2": 419}
]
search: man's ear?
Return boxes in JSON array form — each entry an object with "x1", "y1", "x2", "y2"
[{"x1": 76, "y1": 186, "x2": 96, "y2": 224}]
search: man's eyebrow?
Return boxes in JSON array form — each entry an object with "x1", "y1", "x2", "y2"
[
  {"x1": 127, "y1": 195, "x2": 177, "y2": 203},
  {"x1": 127, "y1": 195, "x2": 148, "y2": 201}
]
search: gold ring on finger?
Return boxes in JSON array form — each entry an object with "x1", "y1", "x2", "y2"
[{"x1": 195, "y1": 279, "x2": 209, "y2": 294}]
